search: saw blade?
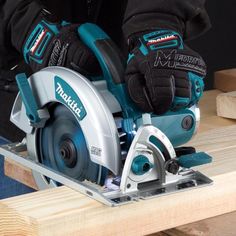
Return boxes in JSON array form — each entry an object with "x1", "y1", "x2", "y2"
[{"x1": 36, "y1": 103, "x2": 107, "y2": 185}]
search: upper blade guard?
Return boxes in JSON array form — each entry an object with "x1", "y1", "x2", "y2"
[{"x1": 10, "y1": 66, "x2": 121, "y2": 175}]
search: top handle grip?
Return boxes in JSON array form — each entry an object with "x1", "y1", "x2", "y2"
[
  {"x1": 78, "y1": 23, "x2": 139, "y2": 118},
  {"x1": 78, "y1": 23, "x2": 125, "y2": 86}
]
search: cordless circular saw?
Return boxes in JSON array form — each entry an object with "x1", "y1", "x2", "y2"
[{"x1": 0, "y1": 23, "x2": 212, "y2": 206}]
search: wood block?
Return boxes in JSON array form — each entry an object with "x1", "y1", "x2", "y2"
[
  {"x1": 4, "y1": 158, "x2": 38, "y2": 190},
  {"x1": 214, "y1": 69, "x2": 236, "y2": 92},
  {"x1": 216, "y1": 91, "x2": 236, "y2": 119},
  {"x1": 160, "y1": 212, "x2": 236, "y2": 236},
  {"x1": 1, "y1": 125, "x2": 236, "y2": 236}
]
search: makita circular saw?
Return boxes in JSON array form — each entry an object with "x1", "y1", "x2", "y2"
[{"x1": 0, "y1": 23, "x2": 212, "y2": 206}]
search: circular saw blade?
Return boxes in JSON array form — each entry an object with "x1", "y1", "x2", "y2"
[{"x1": 35, "y1": 103, "x2": 107, "y2": 186}]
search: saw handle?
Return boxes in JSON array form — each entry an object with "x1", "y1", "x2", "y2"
[
  {"x1": 78, "y1": 23, "x2": 125, "y2": 84},
  {"x1": 78, "y1": 23, "x2": 139, "y2": 118}
]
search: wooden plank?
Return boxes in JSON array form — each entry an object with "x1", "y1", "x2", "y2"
[
  {"x1": 1, "y1": 125, "x2": 236, "y2": 236},
  {"x1": 0, "y1": 170, "x2": 235, "y2": 236},
  {"x1": 216, "y1": 91, "x2": 236, "y2": 119}
]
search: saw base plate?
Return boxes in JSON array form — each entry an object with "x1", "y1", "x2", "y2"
[{"x1": 0, "y1": 142, "x2": 212, "y2": 206}]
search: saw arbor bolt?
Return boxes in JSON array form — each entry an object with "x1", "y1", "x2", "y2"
[{"x1": 59, "y1": 138, "x2": 77, "y2": 168}]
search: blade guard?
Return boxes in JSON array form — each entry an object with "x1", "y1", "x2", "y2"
[
  {"x1": 120, "y1": 125, "x2": 176, "y2": 194},
  {"x1": 10, "y1": 67, "x2": 121, "y2": 175}
]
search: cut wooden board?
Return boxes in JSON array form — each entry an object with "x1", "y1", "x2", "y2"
[
  {"x1": 214, "y1": 68, "x2": 236, "y2": 92},
  {"x1": 1, "y1": 173, "x2": 235, "y2": 236},
  {"x1": 216, "y1": 91, "x2": 236, "y2": 119},
  {"x1": 1, "y1": 124, "x2": 236, "y2": 236}
]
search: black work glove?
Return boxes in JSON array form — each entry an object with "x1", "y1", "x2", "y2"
[
  {"x1": 16, "y1": 9, "x2": 99, "y2": 74},
  {"x1": 125, "y1": 30, "x2": 207, "y2": 115}
]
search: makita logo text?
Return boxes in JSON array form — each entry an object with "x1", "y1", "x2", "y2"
[{"x1": 56, "y1": 82, "x2": 82, "y2": 118}]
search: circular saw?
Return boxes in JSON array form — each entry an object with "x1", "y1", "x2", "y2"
[{"x1": 0, "y1": 23, "x2": 212, "y2": 206}]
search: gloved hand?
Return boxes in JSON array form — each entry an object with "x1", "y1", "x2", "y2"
[
  {"x1": 17, "y1": 9, "x2": 99, "y2": 74},
  {"x1": 125, "y1": 30, "x2": 207, "y2": 115}
]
